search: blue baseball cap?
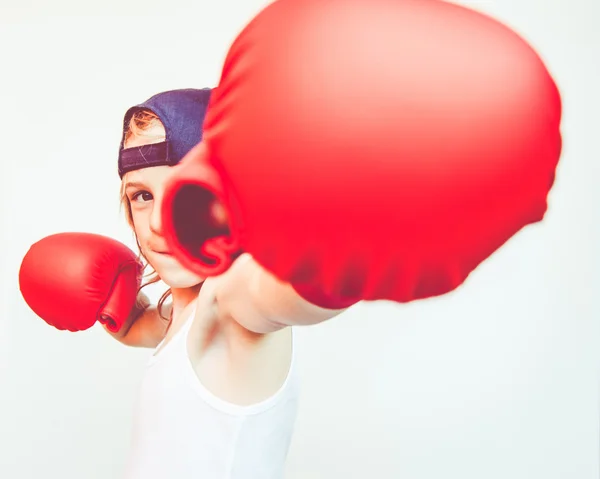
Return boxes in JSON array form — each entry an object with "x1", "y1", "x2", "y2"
[{"x1": 118, "y1": 88, "x2": 212, "y2": 178}]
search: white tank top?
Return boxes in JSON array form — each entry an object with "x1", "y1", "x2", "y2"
[{"x1": 123, "y1": 309, "x2": 300, "y2": 479}]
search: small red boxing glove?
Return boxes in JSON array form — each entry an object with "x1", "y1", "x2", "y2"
[
  {"x1": 161, "y1": 0, "x2": 562, "y2": 307},
  {"x1": 19, "y1": 232, "x2": 143, "y2": 332}
]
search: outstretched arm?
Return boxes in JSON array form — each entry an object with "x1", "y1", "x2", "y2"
[{"x1": 215, "y1": 253, "x2": 349, "y2": 334}]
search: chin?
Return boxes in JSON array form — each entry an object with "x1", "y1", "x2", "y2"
[
  {"x1": 149, "y1": 254, "x2": 204, "y2": 289},
  {"x1": 159, "y1": 271, "x2": 204, "y2": 289}
]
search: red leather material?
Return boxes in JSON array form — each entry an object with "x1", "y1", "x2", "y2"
[
  {"x1": 161, "y1": 0, "x2": 562, "y2": 307},
  {"x1": 19, "y1": 232, "x2": 142, "y2": 332}
]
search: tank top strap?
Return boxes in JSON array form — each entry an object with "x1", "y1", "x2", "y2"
[{"x1": 148, "y1": 306, "x2": 197, "y2": 366}]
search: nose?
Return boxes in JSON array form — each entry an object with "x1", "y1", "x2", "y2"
[{"x1": 149, "y1": 194, "x2": 163, "y2": 235}]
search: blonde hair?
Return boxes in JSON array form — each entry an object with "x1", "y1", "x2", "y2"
[{"x1": 120, "y1": 110, "x2": 172, "y2": 321}]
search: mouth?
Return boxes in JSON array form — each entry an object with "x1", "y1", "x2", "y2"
[{"x1": 151, "y1": 249, "x2": 173, "y2": 256}]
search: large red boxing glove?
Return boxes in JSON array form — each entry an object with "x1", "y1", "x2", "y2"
[
  {"x1": 161, "y1": 0, "x2": 562, "y2": 307},
  {"x1": 19, "y1": 232, "x2": 143, "y2": 332}
]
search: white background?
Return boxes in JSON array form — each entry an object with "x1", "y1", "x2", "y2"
[{"x1": 1, "y1": 0, "x2": 599, "y2": 478}]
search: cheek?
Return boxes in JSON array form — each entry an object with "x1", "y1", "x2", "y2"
[{"x1": 131, "y1": 211, "x2": 151, "y2": 245}]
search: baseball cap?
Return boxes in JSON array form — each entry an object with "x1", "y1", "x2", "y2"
[{"x1": 117, "y1": 88, "x2": 212, "y2": 178}]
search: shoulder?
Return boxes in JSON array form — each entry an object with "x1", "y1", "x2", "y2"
[
  {"x1": 188, "y1": 278, "x2": 295, "y2": 406},
  {"x1": 191, "y1": 275, "x2": 290, "y2": 352}
]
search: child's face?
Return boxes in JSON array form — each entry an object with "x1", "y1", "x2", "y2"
[{"x1": 124, "y1": 164, "x2": 205, "y2": 289}]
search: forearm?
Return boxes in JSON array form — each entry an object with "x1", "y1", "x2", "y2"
[
  {"x1": 117, "y1": 305, "x2": 170, "y2": 348},
  {"x1": 102, "y1": 292, "x2": 148, "y2": 338},
  {"x1": 103, "y1": 292, "x2": 170, "y2": 348},
  {"x1": 216, "y1": 254, "x2": 347, "y2": 334}
]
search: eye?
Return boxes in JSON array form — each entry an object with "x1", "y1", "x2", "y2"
[{"x1": 131, "y1": 191, "x2": 153, "y2": 203}]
